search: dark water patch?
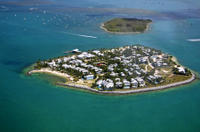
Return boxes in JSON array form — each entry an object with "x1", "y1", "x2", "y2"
[
  {"x1": 17, "y1": 62, "x2": 34, "y2": 73},
  {"x1": 0, "y1": 59, "x2": 33, "y2": 74},
  {"x1": 2, "y1": 60, "x2": 24, "y2": 66}
]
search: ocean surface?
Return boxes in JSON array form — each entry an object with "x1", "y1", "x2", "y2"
[{"x1": 0, "y1": 0, "x2": 200, "y2": 132}]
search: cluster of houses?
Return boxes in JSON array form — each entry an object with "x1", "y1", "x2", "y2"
[
  {"x1": 41, "y1": 45, "x2": 176, "y2": 90},
  {"x1": 150, "y1": 55, "x2": 168, "y2": 67},
  {"x1": 96, "y1": 77, "x2": 146, "y2": 90}
]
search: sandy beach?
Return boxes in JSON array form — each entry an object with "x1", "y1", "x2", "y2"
[{"x1": 28, "y1": 68, "x2": 72, "y2": 80}]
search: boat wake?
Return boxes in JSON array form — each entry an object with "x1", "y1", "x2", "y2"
[
  {"x1": 62, "y1": 32, "x2": 97, "y2": 39},
  {"x1": 187, "y1": 39, "x2": 200, "y2": 42},
  {"x1": 77, "y1": 34, "x2": 97, "y2": 39}
]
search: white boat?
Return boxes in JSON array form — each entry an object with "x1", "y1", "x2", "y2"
[
  {"x1": 187, "y1": 39, "x2": 200, "y2": 42},
  {"x1": 72, "y1": 49, "x2": 81, "y2": 53},
  {"x1": 64, "y1": 49, "x2": 81, "y2": 54}
]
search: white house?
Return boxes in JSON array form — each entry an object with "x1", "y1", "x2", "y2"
[
  {"x1": 84, "y1": 75, "x2": 94, "y2": 80},
  {"x1": 96, "y1": 80, "x2": 103, "y2": 88},
  {"x1": 123, "y1": 79, "x2": 130, "y2": 89},
  {"x1": 78, "y1": 52, "x2": 95, "y2": 59},
  {"x1": 105, "y1": 83, "x2": 114, "y2": 89},
  {"x1": 120, "y1": 72, "x2": 125, "y2": 77},
  {"x1": 92, "y1": 50, "x2": 100, "y2": 54},
  {"x1": 110, "y1": 72, "x2": 117, "y2": 77},
  {"x1": 178, "y1": 67, "x2": 186, "y2": 74},
  {"x1": 115, "y1": 82, "x2": 123, "y2": 88},
  {"x1": 115, "y1": 78, "x2": 121, "y2": 82},
  {"x1": 136, "y1": 77, "x2": 145, "y2": 87},
  {"x1": 57, "y1": 59, "x2": 62, "y2": 64},
  {"x1": 131, "y1": 79, "x2": 138, "y2": 88},
  {"x1": 48, "y1": 61, "x2": 57, "y2": 68}
]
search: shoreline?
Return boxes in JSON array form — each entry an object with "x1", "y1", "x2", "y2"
[
  {"x1": 28, "y1": 68, "x2": 196, "y2": 95},
  {"x1": 100, "y1": 22, "x2": 151, "y2": 34},
  {"x1": 28, "y1": 68, "x2": 72, "y2": 80}
]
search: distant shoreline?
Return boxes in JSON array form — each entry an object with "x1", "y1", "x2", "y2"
[
  {"x1": 28, "y1": 68, "x2": 196, "y2": 95},
  {"x1": 100, "y1": 21, "x2": 152, "y2": 34}
]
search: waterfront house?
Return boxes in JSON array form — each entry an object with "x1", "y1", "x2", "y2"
[
  {"x1": 136, "y1": 77, "x2": 145, "y2": 87},
  {"x1": 178, "y1": 67, "x2": 186, "y2": 74},
  {"x1": 84, "y1": 74, "x2": 94, "y2": 80},
  {"x1": 115, "y1": 81, "x2": 123, "y2": 88},
  {"x1": 63, "y1": 57, "x2": 70, "y2": 62},
  {"x1": 131, "y1": 79, "x2": 138, "y2": 88},
  {"x1": 48, "y1": 61, "x2": 57, "y2": 68},
  {"x1": 57, "y1": 59, "x2": 62, "y2": 64},
  {"x1": 105, "y1": 82, "x2": 114, "y2": 90},
  {"x1": 96, "y1": 80, "x2": 103, "y2": 88},
  {"x1": 123, "y1": 79, "x2": 131, "y2": 89},
  {"x1": 78, "y1": 52, "x2": 95, "y2": 59},
  {"x1": 147, "y1": 75, "x2": 162, "y2": 84},
  {"x1": 147, "y1": 75, "x2": 157, "y2": 84},
  {"x1": 92, "y1": 50, "x2": 100, "y2": 54}
]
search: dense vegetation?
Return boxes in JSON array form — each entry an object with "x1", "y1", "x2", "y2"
[{"x1": 103, "y1": 18, "x2": 152, "y2": 33}]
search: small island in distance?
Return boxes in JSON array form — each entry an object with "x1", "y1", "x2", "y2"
[
  {"x1": 101, "y1": 18, "x2": 152, "y2": 33},
  {"x1": 27, "y1": 45, "x2": 195, "y2": 94}
]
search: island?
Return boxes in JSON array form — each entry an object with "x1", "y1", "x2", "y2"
[
  {"x1": 27, "y1": 45, "x2": 195, "y2": 94},
  {"x1": 101, "y1": 18, "x2": 152, "y2": 33}
]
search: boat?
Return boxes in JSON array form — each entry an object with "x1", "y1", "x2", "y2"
[{"x1": 64, "y1": 49, "x2": 81, "y2": 54}]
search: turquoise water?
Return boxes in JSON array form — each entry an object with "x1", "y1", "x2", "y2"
[{"x1": 1, "y1": 0, "x2": 200, "y2": 132}]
